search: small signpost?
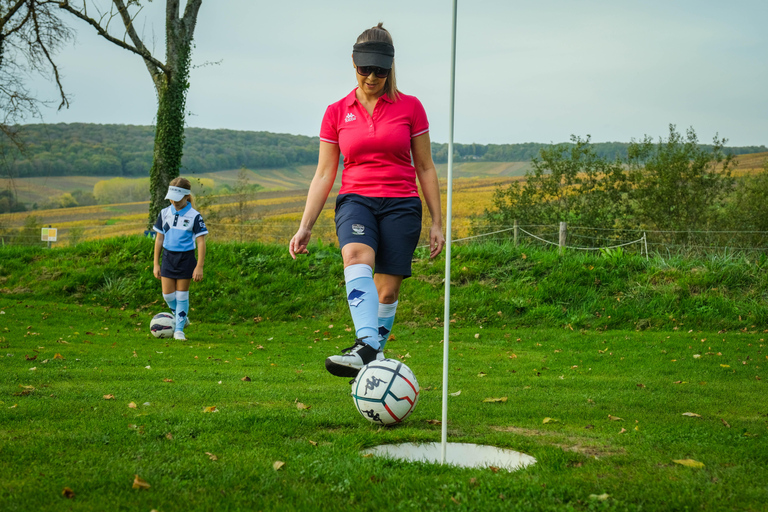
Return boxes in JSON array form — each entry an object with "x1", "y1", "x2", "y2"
[{"x1": 41, "y1": 226, "x2": 57, "y2": 248}]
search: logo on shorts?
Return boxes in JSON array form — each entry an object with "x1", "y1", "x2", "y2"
[
  {"x1": 345, "y1": 113, "x2": 357, "y2": 123},
  {"x1": 352, "y1": 224, "x2": 365, "y2": 236}
]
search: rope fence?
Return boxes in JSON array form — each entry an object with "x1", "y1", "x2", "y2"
[{"x1": 2, "y1": 219, "x2": 767, "y2": 255}]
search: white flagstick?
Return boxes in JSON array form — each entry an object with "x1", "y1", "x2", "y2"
[{"x1": 441, "y1": 0, "x2": 458, "y2": 465}]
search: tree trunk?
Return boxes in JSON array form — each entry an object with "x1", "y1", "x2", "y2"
[
  {"x1": 148, "y1": 0, "x2": 199, "y2": 227},
  {"x1": 148, "y1": 36, "x2": 192, "y2": 226}
]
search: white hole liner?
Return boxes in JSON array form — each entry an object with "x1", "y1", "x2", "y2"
[{"x1": 362, "y1": 442, "x2": 536, "y2": 472}]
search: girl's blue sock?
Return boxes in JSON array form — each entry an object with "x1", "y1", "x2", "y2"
[
  {"x1": 163, "y1": 292, "x2": 177, "y2": 315},
  {"x1": 175, "y1": 290, "x2": 189, "y2": 333}
]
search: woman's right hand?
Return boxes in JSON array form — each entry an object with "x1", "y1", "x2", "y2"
[
  {"x1": 153, "y1": 263, "x2": 161, "y2": 279},
  {"x1": 289, "y1": 227, "x2": 312, "y2": 259}
]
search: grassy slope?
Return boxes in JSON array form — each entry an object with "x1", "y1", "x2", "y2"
[{"x1": 1, "y1": 237, "x2": 767, "y2": 334}]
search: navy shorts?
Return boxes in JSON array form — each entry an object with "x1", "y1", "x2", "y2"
[
  {"x1": 160, "y1": 249, "x2": 197, "y2": 279},
  {"x1": 335, "y1": 194, "x2": 422, "y2": 277}
]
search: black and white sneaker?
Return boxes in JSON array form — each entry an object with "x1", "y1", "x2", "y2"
[{"x1": 325, "y1": 339, "x2": 385, "y2": 377}]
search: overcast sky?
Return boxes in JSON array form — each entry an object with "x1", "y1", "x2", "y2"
[{"x1": 24, "y1": 0, "x2": 768, "y2": 147}]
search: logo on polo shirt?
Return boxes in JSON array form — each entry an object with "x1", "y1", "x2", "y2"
[
  {"x1": 183, "y1": 218, "x2": 190, "y2": 228},
  {"x1": 345, "y1": 113, "x2": 357, "y2": 123}
]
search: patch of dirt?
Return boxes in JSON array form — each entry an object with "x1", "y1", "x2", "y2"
[{"x1": 491, "y1": 425, "x2": 625, "y2": 458}]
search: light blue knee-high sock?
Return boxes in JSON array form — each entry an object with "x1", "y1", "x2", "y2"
[
  {"x1": 163, "y1": 292, "x2": 177, "y2": 315},
  {"x1": 378, "y1": 301, "x2": 398, "y2": 350},
  {"x1": 175, "y1": 290, "x2": 189, "y2": 333},
  {"x1": 344, "y1": 264, "x2": 380, "y2": 349}
]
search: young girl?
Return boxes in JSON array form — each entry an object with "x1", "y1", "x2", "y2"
[{"x1": 153, "y1": 177, "x2": 208, "y2": 340}]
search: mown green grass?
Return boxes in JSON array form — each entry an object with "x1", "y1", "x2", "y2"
[{"x1": 1, "y1": 240, "x2": 767, "y2": 510}]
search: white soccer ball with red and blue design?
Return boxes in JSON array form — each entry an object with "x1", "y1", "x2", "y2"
[
  {"x1": 351, "y1": 359, "x2": 420, "y2": 425},
  {"x1": 150, "y1": 312, "x2": 175, "y2": 338}
]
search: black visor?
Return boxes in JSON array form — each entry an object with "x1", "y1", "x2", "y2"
[{"x1": 352, "y1": 41, "x2": 395, "y2": 69}]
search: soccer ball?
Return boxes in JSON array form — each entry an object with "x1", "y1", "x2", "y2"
[
  {"x1": 150, "y1": 312, "x2": 175, "y2": 338},
  {"x1": 351, "y1": 359, "x2": 420, "y2": 425}
]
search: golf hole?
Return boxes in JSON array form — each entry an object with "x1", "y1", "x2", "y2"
[{"x1": 362, "y1": 442, "x2": 536, "y2": 472}]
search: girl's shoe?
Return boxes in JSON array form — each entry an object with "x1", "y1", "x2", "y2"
[{"x1": 173, "y1": 331, "x2": 187, "y2": 341}]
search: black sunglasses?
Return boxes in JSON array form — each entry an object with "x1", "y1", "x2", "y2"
[{"x1": 356, "y1": 66, "x2": 390, "y2": 78}]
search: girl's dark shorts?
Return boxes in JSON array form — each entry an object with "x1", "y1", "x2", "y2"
[
  {"x1": 160, "y1": 249, "x2": 197, "y2": 279},
  {"x1": 335, "y1": 193, "x2": 422, "y2": 278}
]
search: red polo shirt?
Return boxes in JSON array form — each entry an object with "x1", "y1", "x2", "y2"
[{"x1": 320, "y1": 89, "x2": 429, "y2": 197}]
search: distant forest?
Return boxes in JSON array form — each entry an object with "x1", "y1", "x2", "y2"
[{"x1": 3, "y1": 123, "x2": 766, "y2": 178}]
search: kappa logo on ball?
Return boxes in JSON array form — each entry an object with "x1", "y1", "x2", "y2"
[{"x1": 352, "y1": 224, "x2": 365, "y2": 235}]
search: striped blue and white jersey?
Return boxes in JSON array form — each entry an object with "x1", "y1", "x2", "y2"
[{"x1": 153, "y1": 203, "x2": 208, "y2": 252}]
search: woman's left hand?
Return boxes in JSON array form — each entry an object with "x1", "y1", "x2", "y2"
[
  {"x1": 193, "y1": 267, "x2": 204, "y2": 282},
  {"x1": 429, "y1": 225, "x2": 445, "y2": 259}
]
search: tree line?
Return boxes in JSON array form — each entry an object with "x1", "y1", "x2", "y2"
[
  {"x1": 5, "y1": 123, "x2": 320, "y2": 177},
  {"x1": 4, "y1": 123, "x2": 766, "y2": 179}
]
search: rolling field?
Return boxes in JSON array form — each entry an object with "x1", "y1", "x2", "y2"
[
  {"x1": 3, "y1": 152, "x2": 765, "y2": 246},
  {"x1": 0, "y1": 174, "x2": 523, "y2": 246}
]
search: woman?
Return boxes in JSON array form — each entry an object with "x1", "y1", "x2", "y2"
[{"x1": 289, "y1": 23, "x2": 445, "y2": 378}]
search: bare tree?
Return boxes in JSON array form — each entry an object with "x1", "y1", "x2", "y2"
[
  {"x1": 1, "y1": 0, "x2": 71, "y2": 161},
  {"x1": 57, "y1": 0, "x2": 203, "y2": 226}
]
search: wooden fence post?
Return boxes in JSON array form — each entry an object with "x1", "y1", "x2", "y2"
[
  {"x1": 559, "y1": 222, "x2": 567, "y2": 255},
  {"x1": 513, "y1": 219, "x2": 518, "y2": 247}
]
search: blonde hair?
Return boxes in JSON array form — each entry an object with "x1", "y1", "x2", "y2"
[
  {"x1": 169, "y1": 177, "x2": 195, "y2": 208},
  {"x1": 356, "y1": 23, "x2": 399, "y2": 101}
]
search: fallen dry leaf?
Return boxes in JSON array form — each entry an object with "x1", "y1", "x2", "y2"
[
  {"x1": 103, "y1": 394, "x2": 115, "y2": 400},
  {"x1": 482, "y1": 397, "x2": 508, "y2": 403},
  {"x1": 25, "y1": 354, "x2": 37, "y2": 361},
  {"x1": 162, "y1": 378, "x2": 174, "y2": 383},
  {"x1": 449, "y1": 390, "x2": 462, "y2": 397},
  {"x1": 128, "y1": 402, "x2": 137, "y2": 409},
  {"x1": 426, "y1": 419, "x2": 441, "y2": 425},
  {"x1": 205, "y1": 452, "x2": 218, "y2": 461},
  {"x1": 273, "y1": 460, "x2": 285, "y2": 471},
  {"x1": 132, "y1": 475, "x2": 151, "y2": 489},
  {"x1": 203, "y1": 406, "x2": 218, "y2": 413},
  {"x1": 619, "y1": 428, "x2": 627, "y2": 434},
  {"x1": 477, "y1": 372, "x2": 487, "y2": 377},
  {"x1": 296, "y1": 402, "x2": 310, "y2": 410},
  {"x1": 309, "y1": 440, "x2": 318, "y2": 446},
  {"x1": 241, "y1": 376, "x2": 251, "y2": 382},
  {"x1": 589, "y1": 493, "x2": 610, "y2": 501},
  {"x1": 542, "y1": 417, "x2": 559, "y2": 424},
  {"x1": 682, "y1": 412, "x2": 702, "y2": 418},
  {"x1": 53, "y1": 353, "x2": 64, "y2": 360},
  {"x1": 165, "y1": 432, "x2": 174, "y2": 440},
  {"x1": 608, "y1": 415, "x2": 623, "y2": 421},
  {"x1": 721, "y1": 419, "x2": 731, "y2": 428},
  {"x1": 673, "y1": 459, "x2": 705, "y2": 468},
  {"x1": 508, "y1": 354, "x2": 518, "y2": 359},
  {"x1": 62, "y1": 487, "x2": 75, "y2": 499}
]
